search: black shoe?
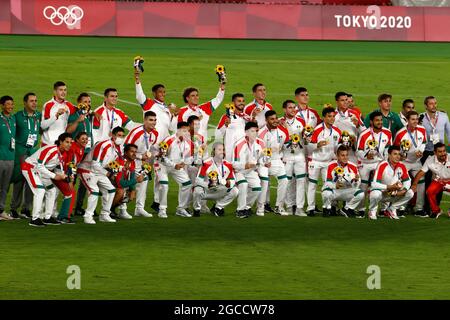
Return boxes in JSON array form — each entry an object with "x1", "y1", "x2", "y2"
[
  {"x1": 264, "y1": 203, "x2": 275, "y2": 213},
  {"x1": 315, "y1": 206, "x2": 322, "y2": 213},
  {"x1": 110, "y1": 212, "x2": 120, "y2": 220},
  {"x1": 307, "y1": 210, "x2": 315, "y2": 217},
  {"x1": 322, "y1": 208, "x2": 331, "y2": 217},
  {"x1": 397, "y1": 209, "x2": 407, "y2": 218},
  {"x1": 151, "y1": 202, "x2": 160, "y2": 213},
  {"x1": 212, "y1": 205, "x2": 224, "y2": 217},
  {"x1": 245, "y1": 208, "x2": 253, "y2": 217},
  {"x1": 193, "y1": 210, "x2": 200, "y2": 217},
  {"x1": 43, "y1": 217, "x2": 62, "y2": 225},
  {"x1": 236, "y1": 210, "x2": 248, "y2": 219},
  {"x1": 414, "y1": 210, "x2": 429, "y2": 218},
  {"x1": 379, "y1": 210, "x2": 387, "y2": 218},
  {"x1": 330, "y1": 206, "x2": 337, "y2": 216},
  {"x1": 10, "y1": 210, "x2": 21, "y2": 220},
  {"x1": 58, "y1": 218, "x2": 75, "y2": 224},
  {"x1": 340, "y1": 207, "x2": 356, "y2": 218},
  {"x1": 292, "y1": 205, "x2": 297, "y2": 213},
  {"x1": 74, "y1": 207, "x2": 85, "y2": 216},
  {"x1": 21, "y1": 209, "x2": 32, "y2": 218},
  {"x1": 29, "y1": 218, "x2": 46, "y2": 227}
]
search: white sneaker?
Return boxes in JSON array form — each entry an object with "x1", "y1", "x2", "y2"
[
  {"x1": 176, "y1": 208, "x2": 192, "y2": 218},
  {"x1": 84, "y1": 216, "x2": 96, "y2": 224},
  {"x1": 200, "y1": 204, "x2": 210, "y2": 214},
  {"x1": 387, "y1": 209, "x2": 399, "y2": 220},
  {"x1": 135, "y1": 208, "x2": 153, "y2": 218},
  {"x1": 274, "y1": 206, "x2": 289, "y2": 216},
  {"x1": 0, "y1": 212, "x2": 13, "y2": 221},
  {"x1": 294, "y1": 209, "x2": 308, "y2": 217},
  {"x1": 256, "y1": 207, "x2": 265, "y2": 217},
  {"x1": 99, "y1": 214, "x2": 116, "y2": 223},
  {"x1": 158, "y1": 209, "x2": 168, "y2": 219},
  {"x1": 285, "y1": 207, "x2": 294, "y2": 215},
  {"x1": 368, "y1": 212, "x2": 377, "y2": 220},
  {"x1": 119, "y1": 210, "x2": 133, "y2": 220}
]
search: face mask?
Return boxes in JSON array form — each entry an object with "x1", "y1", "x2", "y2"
[
  {"x1": 115, "y1": 137, "x2": 124, "y2": 145},
  {"x1": 247, "y1": 131, "x2": 258, "y2": 139},
  {"x1": 193, "y1": 123, "x2": 200, "y2": 134}
]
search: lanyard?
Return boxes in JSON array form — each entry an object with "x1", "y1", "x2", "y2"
[
  {"x1": 298, "y1": 107, "x2": 310, "y2": 123},
  {"x1": 322, "y1": 123, "x2": 333, "y2": 139},
  {"x1": 370, "y1": 128, "x2": 383, "y2": 153},
  {"x1": 0, "y1": 114, "x2": 12, "y2": 134},
  {"x1": 57, "y1": 150, "x2": 64, "y2": 172},
  {"x1": 143, "y1": 130, "x2": 153, "y2": 151},
  {"x1": 285, "y1": 116, "x2": 295, "y2": 127},
  {"x1": 106, "y1": 108, "x2": 115, "y2": 130},
  {"x1": 25, "y1": 111, "x2": 38, "y2": 132},
  {"x1": 407, "y1": 128, "x2": 418, "y2": 149},
  {"x1": 178, "y1": 138, "x2": 186, "y2": 159},
  {"x1": 426, "y1": 112, "x2": 439, "y2": 133},
  {"x1": 114, "y1": 144, "x2": 123, "y2": 160},
  {"x1": 269, "y1": 128, "x2": 281, "y2": 145},
  {"x1": 213, "y1": 159, "x2": 225, "y2": 178},
  {"x1": 246, "y1": 138, "x2": 257, "y2": 159},
  {"x1": 337, "y1": 108, "x2": 347, "y2": 119}
]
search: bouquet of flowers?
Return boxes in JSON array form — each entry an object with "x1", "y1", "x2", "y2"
[
  {"x1": 225, "y1": 103, "x2": 235, "y2": 117},
  {"x1": 365, "y1": 139, "x2": 378, "y2": 158},
  {"x1": 400, "y1": 139, "x2": 411, "y2": 156},
  {"x1": 106, "y1": 160, "x2": 122, "y2": 175},
  {"x1": 340, "y1": 130, "x2": 356, "y2": 149},
  {"x1": 215, "y1": 65, "x2": 227, "y2": 84},
  {"x1": 140, "y1": 162, "x2": 153, "y2": 180},
  {"x1": 133, "y1": 55, "x2": 144, "y2": 73},
  {"x1": 158, "y1": 141, "x2": 169, "y2": 162},
  {"x1": 303, "y1": 125, "x2": 314, "y2": 144},
  {"x1": 76, "y1": 102, "x2": 90, "y2": 115},
  {"x1": 66, "y1": 162, "x2": 77, "y2": 182},
  {"x1": 334, "y1": 166, "x2": 345, "y2": 183},
  {"x1": 208, "y1": 170, "x2": 219, "y2": 190},
  {"x1": 289, "y1": 133, "x2": 301, "y2": 153},
  {"x1": 262, "y1": 148, "x2": 272, "y2": 163}
]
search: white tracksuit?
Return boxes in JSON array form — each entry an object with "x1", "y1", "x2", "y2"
[
  {"x1": 279, "y1": 116, "x2": 307, "y2": 211},
  {"x1": 155, "y1": 134, "x2": 193, "y2": 211},
  {"x1": 124, "y1": 126, "x2": 161, "y2": 212},
  {"x1": 244, "y1": 100, "x2": 273, "y2": 128},
  {"x1": 22, "y1": 145, "x2": 63, "y2": 220},
  {"x1": 356, "y1": 127, "x2": 392, "y2": 211},
  {"x1": 215, "y1": 112, "x2": 248, "y2": 162},
  {"x1": 257, "y1": 125, "x2": 290, "y2": 209},
  {"x1": 232, "y1": 136, "x2": 265, "y2": 211},
  {"x1": 322, "y1": 160, "x2": 364, "y2": 210},
  {"x1": 306, "y1": 123, "x2": 342, "y2": 211},
  {"x1": 92, "y1": 104, "x2": 137, "y2": 145},
  {"x1": 78, "y1": 139, "x2": 119, "y2": 219},
  {"x1": 334, "y1": 108, "x2": 366, "y2": 163},
  {"x1": 369, "y1": 160, "x2": 414, "y2": 218},
  {"x1": 393, "y1": 125, "x2": 427, "y2": 211},
  {"x1": 41, "y1": 98, "x2": 76, "y2": 146},
  {"x1": 193, "y1": 157, "x2": 238, "y2": 210}
]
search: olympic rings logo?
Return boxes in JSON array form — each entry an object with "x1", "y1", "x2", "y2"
[{"x1": 43, "y1": 5, "x2": 84, "y2": 27}]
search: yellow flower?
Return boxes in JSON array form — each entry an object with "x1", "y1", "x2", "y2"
[
  {"x1": 215, "y1": 65, "x2": 225, "y2": 73},
  {"x1": 134, "y1": 55, "x2": 144, "y2": 62},
  {"x1": 323, "y1": 103, "x2": 333, "y2": 108},
  {"x1": 341, "y1": 130, "x2": 350, "y2": 137},
  {"x1": 159, "y1": 141, "x2": 169, "y2": 151},
  {"x1": 367, "y1": 139, "x2": 377, "y2": 149},
  {"x1": 67, "y1": 162, "x2": 77, "y2": 170},
  {"x1": 304, "y1": 125, "x2": 314, "y2": 134},
  {"x1": 77, "y1": 103, "x2": 89, "y2": 112},
  {"x1": 401, "y1": 140, "x2": 411, "y2": 149},
  {"x1": 263, "y1": 148, "x2": 272, "y2": 157},
  {"x1": 208, "y1": 170, "x2": 218, "y2": 180},
  {"x1": 142, "y1": 162, "x2": 152, "y2": 172},
  {"x1": 334, "y1": 167, "x2": 345, "y2": 175},
  {"x1": 291, "y1": 134, "x2": 300, "y2": 143},
  {"x1": 108, "y1": 161, "x2": 120, "y2": 171}
]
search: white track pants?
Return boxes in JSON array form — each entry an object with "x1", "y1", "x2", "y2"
[
  {"x1": 22, "y1": 168, "x2": 57, "y2": 220},
  {"x1": 258, "y1": 159, "x2": 288, "y2": 209},
  {"x1": 307, "y1": 160, "x2": 328, "y2": 211},
  {"x1": 235, "y1": 171, "x2": 261, "y2": 211},
  {"x1": 79, "y1": 171, "x2": 116, "y2": 218},
  {"x1": 369, "y1": 189, "x2": 414, "y2": 216},
  {"x1": 284, "y1": 159, "x2": 307, "y2": 210},
  {"x1": 322, "y1": 187, "x2": 365, "y2": 210},
  {"x1": 193, "y1": 186, "x2": 238, "y2": 210},
  {"x1": 156, "y1": 165, "x2": 192, "y2": 211}
]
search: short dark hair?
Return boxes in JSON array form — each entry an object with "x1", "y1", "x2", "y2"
[
  {"x1": 337, "y1": 145, "x2": 349, "y2": 154},
  {"x1": 282, "y1": 99, "x2": 296, "y2": 109},
  {"x1": 245, "y1": 121, "x2": 258, "y2": 131},
  {"x1": 55, "y1": 132, "x2": 72, "y2": 146},
  {"x1": 183, "y1": 87, "x2": 198, "y2": 103},
  {"x1": 124, "y1": 143, "x2": 138, "y2": 153},
  {"x1": 434, "y1": 142, "x2": 445, "y2": 150},
  {"x1": 187, "y1": 115, "x2": 200, "y2": 125},
  {"x1": 232, "y1": 93, "x2": 244, "y2": 101},
  {"x1": 265, "y1": 110, "x2": 277, "y2": 119},
  {"x1": 77, "y1": 92, "x2": 90, "y2": 103},
  {"x1": 424, "y1": 96, "x2": 435, "y2": 105},
  {"x1": 335, "y1": 91, "x2": 347, "y2": 101},
  {"x1": 370, "y1": 111, "x2": 383, "y2": 122},
  {"x1": 402, "y1": 99, "x2": 414, "y2": 108},
  {"x1": 23, "y1": 92, "x2": 36, "y2": 103},
  {"x1": 152, "y1": 84, "x2": 165, "y2": 93},
  {"x1": 53, "y1": 81, "x2": 66, "y2": 90},
  {"x1": 388, "y1": 145, "x2": 401, "y2": 154},
  {"x1": 378, "y1": 93, "x2": 392, "y2": 102},
  {"x1": 322, "y1": 107, "x2": 335, "y2": 117},
  {"x1": 0, "y1": 95, "x2": 13, "y2": 105},
  {"x1": 177, "y1": 121, "x2": 189, "y2": 129},
  {"x1": 347, "y1": 93, "x2": 353, "y2": 98},
  {"x1": 406, "y1": 110, "x2": 419, "y2": 120},
  {"x1": 144, "y1": 110, "x2": 156, "y2": 119},
  {"x1": 294, "y1": 87, "x2": 307, "y2": 96},
  {"x1": 112, "y1": 126, "x2": 124, "y2": 135},
  {"x1": 75, "y1": 131, "x2": 88, "y2": 141},
  {"x1": 252, "y1": 83, "x2": 264, "y2": 93},
  {"x1": 104, "y1": 88, "x2": 117, "y2": 97}
]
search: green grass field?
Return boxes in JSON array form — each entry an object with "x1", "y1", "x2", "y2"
[{"x1": 0, "y1": 35, "x2": 449, "y2": 300}]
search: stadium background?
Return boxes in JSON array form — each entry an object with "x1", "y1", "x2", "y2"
[{"x1": 0, "y1": 0, "x2": 449, "y2": 299}]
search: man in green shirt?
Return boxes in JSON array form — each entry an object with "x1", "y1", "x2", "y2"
[
  {"x1": 364, "y1": 93, "x2": 404, "y2": 138},
  {"x1": 9, "y1": 93, "x2": 41, "y2": 219},
  {"x1": 66, "y1": 93, "x2": 94, "y2": 216},
  {"x1": 0, "y1": 96, "x2": 17, "y2": 221}
]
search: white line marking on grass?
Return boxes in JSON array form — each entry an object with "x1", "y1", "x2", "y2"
[
  {"x1": 214, "y1": 59, "x2": 450, "y2": 65},
  {"x1": 88, "y1": 91, "x2": 140, "y2": 106}
]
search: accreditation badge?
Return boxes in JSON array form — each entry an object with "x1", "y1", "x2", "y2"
[
  {"x1": 10, "y1": 137, "x2": 15, "y2": 150},
  {"x1": 26, "y1": 134, "x2": 37, "y2": 148}
]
